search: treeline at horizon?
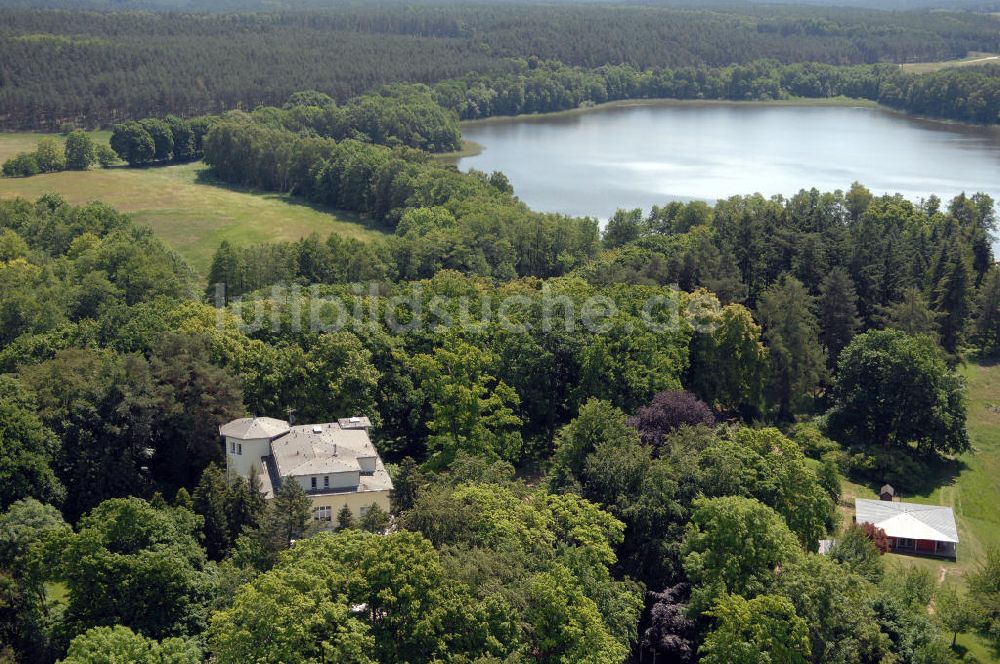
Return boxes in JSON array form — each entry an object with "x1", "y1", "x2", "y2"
[{"x1": 0, "y1": 3, "x2": 998, "y2": 128}]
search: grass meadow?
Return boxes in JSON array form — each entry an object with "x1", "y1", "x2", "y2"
[
  {"x1": 0, "y1": 132, "x2": 383, "y2": 275},
  {"x1": 901, "y1": 52, "x2": 1000, "y2": 75}
]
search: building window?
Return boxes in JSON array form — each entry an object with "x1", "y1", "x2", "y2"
[
  {"x1": 229, "y1": 441, "x2": 234, "y2": 453},
  {"x1": 311, "y1": 477, "x2": 317, "y2": 490},
  {"x1": 313, "y1": 506, "x2": 332, "y2": 521},
  {"x1": 237, "y1": 443, "x2": 242, "y2": 455},
  {"x1": 324, "y1": 475, "x2": 330, "y2": 488},
  {"x1": 360, "y1": 505, "x2": 369, "y2": 517}
]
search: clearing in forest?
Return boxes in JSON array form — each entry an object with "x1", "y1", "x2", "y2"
[{"x1": 0, "y1": 133, "x2": 382, "y2": 275}]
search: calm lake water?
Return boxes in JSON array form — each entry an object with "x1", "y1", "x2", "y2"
[{"x1": 458, "y1": 102, "x2": 1000, "y2": 225}]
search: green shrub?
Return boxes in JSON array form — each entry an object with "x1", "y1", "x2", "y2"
[
  {"x1": 2, "y1": 152, "x2": 40, "y2": 177},
  {"x1": 790, "y1": 421, "x2": 840, "y2": 459},
  {"x1": 35, "y1": 137, "x2": 66, "y2": 173},
  {"x1": 95, "y1": 143, "x2": 120, "y2": 168}
]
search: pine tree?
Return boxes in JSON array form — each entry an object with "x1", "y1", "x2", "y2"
[
  {"x1": 933, "y1": 241, "x2": 973, "y2": 354},
  {"x1": 885, "y1": 288, "x2": 940, "y2": 339},
  {"x1": 336, "y1": 504, "x2": 356, "y2": 530},
  {"x1": 360, "y1": 503, "x2": 390, "y2": 533},
  {"x1": 225, "y1": 474, "x2": 267, "y2": 544},
  {"x1": 819, "y1": 267, "x2": 860, "y2": 367},
  {"x1": 975, "y1": 266, "x2": 1000, "y2": 356},
  {"x1": 193, "y1": 463, "x2": 232, "y2": 561},
  {"x1": 758, "y1": 275, "x2": 826, "y2": 419}
]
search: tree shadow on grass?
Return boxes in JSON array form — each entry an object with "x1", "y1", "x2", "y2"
[
  {"x1": 962, "y1": 350, "x2": 1000, "y2": 370},
  {"x1": 850, "y1": 450, "x2": 966, "y2": 499},
  {"x1": 192, "y1": 167, "x2": 382, "y2": 231},
  {"x1": 894, "y1": 456, "x2": 966, "y2": 499}
]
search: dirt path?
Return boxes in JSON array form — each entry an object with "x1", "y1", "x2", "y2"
[
  {"x1": 927, "y1": 566, "x2": 950, "y2": 615},
  {"x1": 961, "y1": 56, "x2": 1000, "y2": 65}
]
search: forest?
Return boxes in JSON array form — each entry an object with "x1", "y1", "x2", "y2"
[
  {"x1": 3, "y1": 1, "x2": 1000, "y2": 663},
  {"x1": 2, "y1": 177, "x2": 1000, "y2": 661},
  {"x1": 0, "y1": 4, "x2": 999, "y2": 128},
  {"x1": 2, "y1": 106, "x2": 1000, "y2": 659}
]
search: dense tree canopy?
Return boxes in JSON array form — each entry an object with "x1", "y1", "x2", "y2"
[
  {"x1": 0, "y1": 5, "x2": 997, "y2": 129},
  {"x1": 50, "y1": 498, "x2": 209, "y2": 640},
  {"x1": 829, "y1": 329, "x2": 968, "y2": 457},
  {"x1": 682, "y1": 496, "x2": 802, "y2": 607}
]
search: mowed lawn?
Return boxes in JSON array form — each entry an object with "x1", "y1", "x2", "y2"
[
  {"x1": 0, "y1": 133, "x2": 383, "y2": 275},
  {"x1": 839, "y1": 357, "x2": 1000, "y2": 660}
]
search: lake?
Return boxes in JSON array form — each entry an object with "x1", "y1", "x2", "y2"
[{"x1": 458, "y1": 101, "x2": 1000, "y2": 225}]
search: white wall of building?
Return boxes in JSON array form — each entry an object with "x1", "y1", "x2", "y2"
[
  {"x1": 293, "y1": 470, "x2": 360, "y2": 492},
  {"x1": 225, "y1": 437, "x2": 272, "y2": 477}
]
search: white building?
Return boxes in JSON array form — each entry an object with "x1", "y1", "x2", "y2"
[
  {"x1": 220, "y1": 415, "x2": 392, "y2": 526},
  {"x1": 854, "y1": 498, "x2": 958, "y2": 559}
]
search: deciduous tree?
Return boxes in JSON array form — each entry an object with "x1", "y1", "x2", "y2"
[
  {"x1": 641, "y1": 583, "x2": 695, "y2": 662},
  {"x1": 53, "y1": 497, "x2": 208, "y2": 639},
  {"x1": 935, "y1": 584, "x2": 983, "y2": 648},
  {"x1": 110, "y1": 121, "x2": 156, "y2": 166},
  {"x1": 63, "y1": 131, "x2": 96, "y2": 171},
  {"x1": 628, "y1": 389, "x2": 714, "y2": 448},
  {"x1": 61, "y1": 626, "x2": 201, "y2": 664},
  {"x1": 682, "y1": 496, "x2": 801, "y2": 607},
  {"x1": 829, "y1": 329, "x2": 968, "y2": 457},
  {"x1": 414, "y1": 336, "x2": 522, "y2": 464},
  {"x1": 0, "y1": 378, "x2": 64, "y2": 510},
  {"x1": 34, "y1": 137, "x2": 65, "y2": 173},
  {"x1": 700, "y1": 593, "x2": 811, "y2": 664}
]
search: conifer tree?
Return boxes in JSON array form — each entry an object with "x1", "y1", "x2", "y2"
[
  {"x1": 975, "y1": 266, "x2": 1000, "y2": 356},
  {"x1": 885, "y1": 288, "x2": 940, "y2": 339},
  {"x1": 193, "y1": 463, "x2": 231, "y2": 561},
  {"x1": 336, "y1": 504, "x2": 356, "y2": 530},
  {"x1": 207, "y1": 240, "x2": 241, "y2": 303},
  {"x1": 933, "y1": 241, "x2": 973, "y2": 354},
  {"x1": 225, "y1": 474, "x2": 267, "y2": 543},
  {"x1": 758, "y1": 275, "x2": 826, "y2": 419},
  {"x1": 819, "y1": 267, "x2": 860, "y2": 367},
  {"x1": 360, "y1": 504, "x2": 390, "y2": 533}
]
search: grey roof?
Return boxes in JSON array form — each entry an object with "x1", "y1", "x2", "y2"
[
  {"x1": 880, "y1": 484, "x2": 895, "y2": 494},
  {"x1": 855, "y1": 498, "x2": 958, "y2": 543},
  {"x1": 219, "y1": 416, "x2": 290, "y2": 440},
  {"x1": 255, "y1": 459, "x2": 276, "y2": 500},
  {"x1": 271, "y1": 423, "x2": 382, "y2": 478},
  {"x1": 356, "y1": 467, "x2": 393, "y2": 493},
  {"x1": 338, "y1": 416, "x2": 372, "y2": 430}
]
